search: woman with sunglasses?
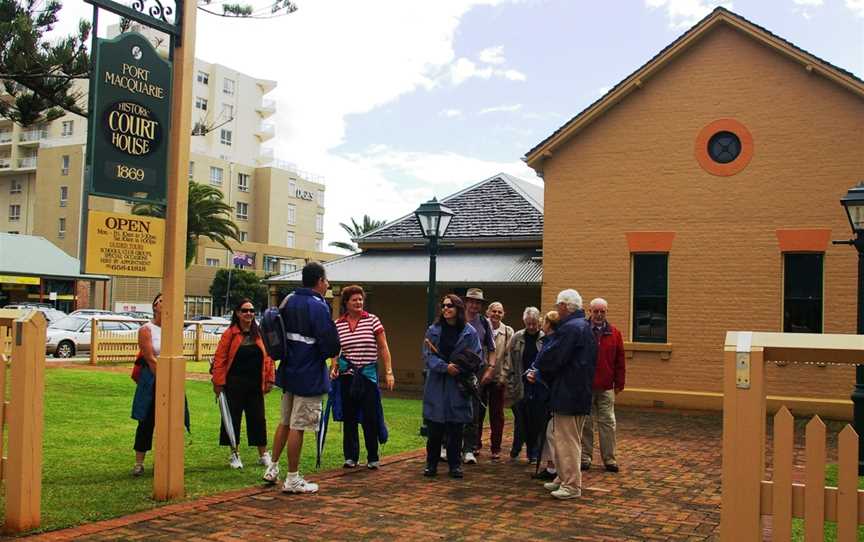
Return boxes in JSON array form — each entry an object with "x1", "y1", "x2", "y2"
[
  {"x1": 421, "y1": 294, "x2": 481, "y2": 479},
  {"x1": 212, "y1": 298, "x2": 276, "y2": 469}
]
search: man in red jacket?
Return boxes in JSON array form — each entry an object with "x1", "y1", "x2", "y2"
[{"x1": 581, "y1": 297, "x2": 625, "y2": 473}]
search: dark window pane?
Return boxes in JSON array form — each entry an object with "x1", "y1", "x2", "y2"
[
  {"x1": 783, "y1": 253, "x2": 823, "y2": 333},
  {"x1": 633, "y1": 254, "x2": 668, "y2": 342},
  {"x1": 707, "y1": 131, "x2": 741, "y2": 164}
]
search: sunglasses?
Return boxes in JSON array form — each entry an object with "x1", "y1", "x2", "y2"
[
  {"x1": 441, "y1": 303, "x2": 455, "y2": 309},
  {"x1": 239, "y1": 308, "x2": 255, "y2": 314}
]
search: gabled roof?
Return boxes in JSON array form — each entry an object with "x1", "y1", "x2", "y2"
[
  {"x1": 0, "y1": 233, "x2": 109, "y2": 281},
  {"x1": 524, "y1": 6, "x2": 864, "y2": 170},
  {"x1": 358, "y1": 173, "x2": 544, "y2": 247}
]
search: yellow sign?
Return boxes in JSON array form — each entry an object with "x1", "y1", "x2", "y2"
[
  {"x1": 85, "y1": 210, "x2": 165, "y2": 277},
  {"x1": 0, "y1": 275, "x2": 40, "y2": 285}
]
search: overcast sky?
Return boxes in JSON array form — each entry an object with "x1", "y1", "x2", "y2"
[{"x1": 55, "y1": 0, "x2": 864, "y2": 249}]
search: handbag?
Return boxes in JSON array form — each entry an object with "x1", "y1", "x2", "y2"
[{"x1": 131, "y1": 353, "x2": 144, "y2": 383}]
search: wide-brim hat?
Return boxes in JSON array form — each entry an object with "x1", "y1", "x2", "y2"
[{"x1": 464, "y1": 288, "x2": 487, "y2": 303}]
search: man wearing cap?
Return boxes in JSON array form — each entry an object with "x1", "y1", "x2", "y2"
[{"x1": 461, "y1": 287, "x2": 496, "y2": 464}]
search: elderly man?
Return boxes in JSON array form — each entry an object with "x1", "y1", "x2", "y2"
[
  {"x1": 535, "y1": 289, "x2": 596, "y2": 500},
  {"x1": 461, "y1": 288, "x2": 496, "y2": 464},
  {"x1": 504, "y1": 306, "x2": 544, "y2": 463},
  {"x1": 581, "y1": 298, "x2": 625, "y2": 473}
]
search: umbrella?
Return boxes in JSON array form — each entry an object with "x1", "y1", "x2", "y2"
[
  {"x1": 217, "y1": 391, "x2": 238, "y2": 453},
  {"x1": 316, "y1": 395, "x2": 333, "y2": 469}
]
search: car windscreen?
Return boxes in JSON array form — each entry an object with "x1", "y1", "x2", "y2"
[{"x1": 51, "y1": 316, "x2": 88, "y2": 331}]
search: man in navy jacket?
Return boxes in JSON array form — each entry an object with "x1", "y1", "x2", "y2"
[
  {"x1": 264, "y1": 262, "x2": 340, "y2": 494},
  {"x1": 535, "y1": 289, "x2": 597, "y2": 500}
]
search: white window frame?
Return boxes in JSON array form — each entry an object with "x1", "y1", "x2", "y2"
[
  {"x1": 239, "y1": 231, "x2": 248, "y2": 242},
  {"x1": 9, "y1": 204, "x2": 20, "y2": 221},
  {"x1": 195, "y1": 97, "x2": 208, "y2": 111},
  {"x1": 236, "y1": 201, "x2": 248, "y2": 220},
  {"x1": 223, "y1": 78, "x2": 235, "y2": 95},
  {"x1": 317, "y1": 189, "x2": 325, "y2": 207},
  {"x1": 197, "y1": 71, "x2": 209, "y2": 84},
  {"x1": 61, "y1": 155, "x2": 70, "y2": 176},
  {"x1": 60, "y1": 186, "x2": 68, "y2": 207},
  {"x1": 237, "y1": 173, "x2": 249, "y2": 192},
  {"x1": 315, "y1": 239, "x2": 323, "y2": 251},
  {"x1": 289, "y1": 180, "x2": 297, "y2": 196},
  {"x1": 61, "y1": 120, "x2": 74, "y2": 137},
  {"x1": 286, "y1": 231, "x2": 295, "y2": 248},
  {"x1": 188, "y1": 161, "x2": 194, "y2": 180},
  {"x1": 220, "y1": 129, "x2": 232, "y2": 146},
  {"x1": 222, "y1": 104, "x2": 234, "y2": 119},
  {"x1": 210, "y1": 166, "x2": 224, "y2": 186},
  {"x1": 205, "y1": 258, "x2": 220, "y2": 267},
  {"x1": 287, "y1": 204, "x2": 296, "y2": 225},
  {"x1": 10, "y1": 179, "x2": 22, "y2": 194},
  {"x1": 315, "y1": 213, "x2": 324, "y2": 234},
  {"x1": 58, "y1": 217, "x2": 66, "y2": 239}
]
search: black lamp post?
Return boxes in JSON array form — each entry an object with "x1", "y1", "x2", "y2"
[
  {"x1": 838, "y1": 181, "x2": 864, "y2": 475},
  {"x1": 414, "y1": 198, "x2": 455, "y2": 327}
]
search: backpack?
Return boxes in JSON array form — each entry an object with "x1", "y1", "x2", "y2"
[{"x1": 260, "y1": 294, "x2": 293, "y2": 361}]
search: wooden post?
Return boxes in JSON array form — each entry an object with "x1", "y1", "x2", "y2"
[
  {"x1": 153, "y1": 0, "x2": 196, "y2": 501},
  {"x1": 720, "y1": 333, "x2": 766, "y2": 541},
  {"x1": 194, "y1": 323, "x2": 203, "y2": 361},
  {"x1": 4, "y1": 311, "x2": 46, "y2": 533},
  {"x1": 89, "y1": 317, "x2": 98, "y2": 365}
]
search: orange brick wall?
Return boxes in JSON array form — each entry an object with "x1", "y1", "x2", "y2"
[{"x1": 540, "y1": 25, "x2": 864, "y2": 403}]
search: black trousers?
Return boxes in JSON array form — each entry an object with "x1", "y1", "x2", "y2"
[
  {"x1": 220, "y1": 376, "x2": 267, "y2": 447},
  {"x1": 426, "y1": 421, "x2": 463, "y2": 471},
  {"x1": 134, "y1": 394, "x2": 155, "y2": 453},
  {"x1": 339, "y1": 373, "x2": 379, "y2": 462}
]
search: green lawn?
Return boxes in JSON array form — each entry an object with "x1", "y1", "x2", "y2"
[
  {"x1": 3, "y1": 368, "x2": 426, "y2": 533},
  {"x1": 792, "y1": 464, "x2": 864, "y2": 541}
]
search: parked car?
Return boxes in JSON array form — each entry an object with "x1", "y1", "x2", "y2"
[
  {"x1": 118, "y1": 311, "x2": 152, "y2": 320},
  {"x1": 68, "y1": 309, "x2": 119, "y2": 317},
  {"x1": 3, "y1": 304, "x2": 67, "y2": 325},
  {"x1": 184, "y1": 317, "x2": 230, "y2": 336},
  {"x1": 46, "y1": 314, "x2": 140, "y2": 358}
]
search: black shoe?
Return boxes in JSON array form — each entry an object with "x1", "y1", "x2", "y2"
[
  {"x1": 449, "y1": 467, "x2": 464, "y2": 479},
  {"x1": 424, "y1": 466, "x2": 438, "y2": 477},
  {"x1": 532, "y1": 469, "x2": 556, "y2": 481},
  {"x1": 580, "y1": 462, "x2": 591, "y2": 471},
  {"x1": 605, "y1": 463, "x2": 619, "y2": 473}
]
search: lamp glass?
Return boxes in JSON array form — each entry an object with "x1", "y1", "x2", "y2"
[
  {"x1": 437, "y1": 212, "x2": 453, "y2": 237},
  {"x1": 847, "y1": 203, "x2": 864, "y2": 233}
]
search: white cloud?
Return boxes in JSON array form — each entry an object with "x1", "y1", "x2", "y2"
[
  {"x1": 445, "y1": 57, "x2": 527, "y2": 85},
  {"x1": 439, "y1": 108, "x2": 464, "y2": 118},
  {"x1": 478, "y1": 45, "x2": 507, "y2": 65},
  {"x1": 479, "y1": 104, "x2": 523, "y2": 114},
  {"x1": 792, "y1": 0, "x2": 823, "y2": 19},
  {"x1": 645, "y1": 0, "x2": 732, "y2": 29},
  {"x1": 793, "y1": 0, "x2": 823, "y2": 5},
  {"x1": 597, "y1": 85, "x2": 612, "y2": 97},
  {"x1": 846, "y1": 0, "x2": 864, "y2": 17}
]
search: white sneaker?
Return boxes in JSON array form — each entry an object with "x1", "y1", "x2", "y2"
[
  {"x1": 229, "y1": 452, "x2": 243, "y2": 469},
  {"x1": 464, "y1": 452, "x2": 477, "y2": 465},
  {"x1": 440, "y1": 448, "x2": 447, "y2": 461},
  {"x1": 343, "y1": 459, "x2": 357, "y2": 468},
  {"x1": 367, "y1": 461, "x2": 380, "y2": 470},
  {"x1": 263, "y1": 463, "x2": 279, "y2": 484},
  {"x1": 551, "y1": 486, "x2": 581, "y2": 500},
  {"x1": 281, "y1": 474, "x2": 319, "y2": 494},
  {"x1": 258, "y1": 452, "x2": 272, "y2": 467},
  {"x1": 543, "y1": 481, "x2": 561, "y2": 491}
]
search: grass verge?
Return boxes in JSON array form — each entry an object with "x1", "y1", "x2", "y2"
[{"x1": 791, "y1": 464, "x2": 864, "y2": 541}]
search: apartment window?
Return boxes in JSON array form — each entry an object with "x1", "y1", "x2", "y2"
[
  {"x1": 58, "y1": 218, "x2": 66, "y2": 239},
  {"x1": 236, "y1": 201, "x2": 248, "y2": 220},
  {"x1": 280, "y1": 261, "x2": 297, "y2": 275},
  {"x1": 315, "y1": 239, "x2": 323, "y2": 251},
  {"x1": 220, "y1": 129, "x2": 232, "y2": 146},
  {"x1": 287, "y1": 204, "x2": 296, "y2": 225},
  {"x1": 61, "y1": 155, "x2": 70, "y2": 175},
  {"x1": 223, "y1": 78, "x2": 235, "y2": 95},
  {"x1": 7, "y1": 231, "x2": 18, "y2": 234},
  {"x1": 237, "y1": 173, "x2": 249, "y2": 192},
  {"x1": 632, "y1": 253, "x2": 668, "y2": 343},
  {"x1": 210, "y1": 166, "x2": 223, "y2": 186},
  {"x1": 289, "y1": 180, "x2": 297, "y2": 196},
  {"x1": 222, "y1": 104, "x2": 234, "y2": 119},
  {"x1": 317, "y1": 189, "x2": 325, "y2": 207},
  {"x1": 59, "y1": 186, "x2": 68, "y2": 207},
  {"x1": 8, "y1": 204, "x2": 20, "y2": 221},
  {"x1": 61, "y1": 120, "x2": 74, "y2": 137},
  {"x1": 195, "y1": 97, "x2": 208, "y2": 111},
  {"x1": 239, "y1": 231, "x2": 248, "y2": 242},
  {"x1": 206, "y1": 258, "x2": 220, "y2": 267},
  {"x1": 315, "y1": 214, "x2": 324, "y2": 234},
  {"x1": 188, "y1": 161, "x2": 194, "y2": 180},
  {"x1": 10, "y1": 179, "x2": 21, "y2": 194},
  {"x1": 197, "y1": 71, "x2": 209, "y2": 84},
  {"x1": 784, "y1": 253, "x2": 823, "y2": 334},
  {"x1": 286, "y1": 231, "x2": 295, "y2": 248}
]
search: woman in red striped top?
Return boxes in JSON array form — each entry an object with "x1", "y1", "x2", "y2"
[{"x1": 330, "y1": 285, "x2": 395, "y2": 469}]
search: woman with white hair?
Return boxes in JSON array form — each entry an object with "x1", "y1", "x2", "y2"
[{"x1": 504, "y1": 306, "x2": 544, "y2": 463}]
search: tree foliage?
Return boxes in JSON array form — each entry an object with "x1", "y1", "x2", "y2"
[
  {"x1": 209, "y1": 268, "x2": 267, "y2": 314},
  {"x1": 329, "y1": 215, "x2": 387, "y2": 253},
  {"x1": 132, "y1": 181, "x2": 241, "y2": 267}
]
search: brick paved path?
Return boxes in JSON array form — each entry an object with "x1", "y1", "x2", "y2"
[{"x1": 25, "y1": 408, "x2": 723, "y2": 541}]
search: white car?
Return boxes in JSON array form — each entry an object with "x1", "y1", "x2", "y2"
[
  {"x1": 47, "y1": 314, "x2": 140, "y2": 358},
  {"x1": 3, "y1": 304, "x2": 67, "y2": 325}
]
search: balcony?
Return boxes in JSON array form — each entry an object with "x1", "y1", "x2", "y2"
[
  {"x1": 257, "y1": 147, "x2": 274, "y2": 165},
  {"x1": 0, "y1": 132, "x2": 12, "y2": 145},
  {"x1": 0, "y1": 158, "x2": 10, "y2": 169},
  {"x1": 17, "y1": 156, "x2": 37, "y2": 169},
  {"x1": 256, "y1": 99, "x2": 276, "y2": 118},
  {"x1": 255, "y1": 122, "x2": 275, "y2": 142},
  {"x1": 19, "y1": 129, "x2": 47, "y2": 144}
]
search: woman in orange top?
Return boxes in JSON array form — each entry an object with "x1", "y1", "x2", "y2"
[{"x1": 212, "y1": 298, "x2": 276, "y2": 469}]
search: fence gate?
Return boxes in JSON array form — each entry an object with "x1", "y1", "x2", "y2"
[
  {"x1": 721, "y1": 331, "x2": 864, "y2": 541},
  {"x1": 0, "y1": 309, "x2": 46, "y2": 533}
]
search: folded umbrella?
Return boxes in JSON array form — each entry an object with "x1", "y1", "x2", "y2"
[
  {"x1": 316, "y1": 394, "x2": 332, "y2": 469},
  {"x1": 217, "y1": 391, "x2": 238, "y2": 453}
]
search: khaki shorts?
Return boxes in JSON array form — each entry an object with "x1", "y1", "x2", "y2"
[{"x1": 280, "y1": 393, "x2": 323, "y2": 431}]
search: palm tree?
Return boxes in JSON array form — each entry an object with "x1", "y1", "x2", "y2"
[
  {"x1": 132, "y1": 181, "x2": 241, "y2": 267},
  {"x1": 329, "y1": 215, "x2": 387, "y2": 253}
]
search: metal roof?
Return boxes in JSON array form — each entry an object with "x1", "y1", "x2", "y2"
[
  {"x1": 0, "y1": 233, "x2": 110, "y2": 281},
  {"x1": 266, "y1": 249, "x2": 542, "y2": 286}
]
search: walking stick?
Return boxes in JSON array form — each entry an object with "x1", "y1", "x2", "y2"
[{"x1": 534, "y1": 415, "x2": 551, "y2": 477}]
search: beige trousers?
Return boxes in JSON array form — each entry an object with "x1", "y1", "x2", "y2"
[
  {"x1": 581, "y1": 390, "x2": 617, "y2": 466},
  {"x1": 551, "y1": 413, "x2": 588, "y2": 492},
  {"x1": 540, "y1": 416, "x2": 556, "y2": 465}
]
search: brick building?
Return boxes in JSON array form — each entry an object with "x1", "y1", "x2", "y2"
[{"x1": 525, "y1": 8, "x2": 864, "y2": 418}]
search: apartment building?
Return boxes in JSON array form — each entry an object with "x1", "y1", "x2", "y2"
[{"x1": 0, "y1": 26, "x2": 331, "y2": 316}]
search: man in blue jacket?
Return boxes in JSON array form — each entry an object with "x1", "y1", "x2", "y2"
[
  {"x1": 263, "y1": 262, "x2": 340, "y2": 494},
  {"x1": 535, "y1": 289, "x2": 597, "y2": 500}
]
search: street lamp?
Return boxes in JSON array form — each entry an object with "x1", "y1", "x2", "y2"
[
  {"x1": 414, "y1": 197, "x2": 455, "y2": 326},
  {"x1": 838, "y1": 181, "x2": 864, "y2": 475}
]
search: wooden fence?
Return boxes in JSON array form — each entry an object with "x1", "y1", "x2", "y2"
[
  {"x1": 721, "y1": 331, "x2": 864, "y2": 541},
  {"x1": 89, "y1": 318, "x2": 223, "y2": 364},
  {"x1": 0, "y1": 308, "x2": 46, "y2": 533}
]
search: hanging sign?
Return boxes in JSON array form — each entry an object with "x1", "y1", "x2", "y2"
[
  {"x1": 84, "y1": 210, "x2": 165, "y2": 277},
  {"x1": 87, "y1": 32, "x2": 172, "y2": 204}
]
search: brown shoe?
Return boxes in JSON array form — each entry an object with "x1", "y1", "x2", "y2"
[{"x1": 604, "y1": 463, "x2": 619, "y2": 473}]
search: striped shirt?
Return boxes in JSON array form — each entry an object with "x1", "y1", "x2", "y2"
[{"x1": 336, "y1": 311, "x2": 384, "y2": 367}]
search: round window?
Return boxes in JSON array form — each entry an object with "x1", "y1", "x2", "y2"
[{"x1": 707, "y1": 131, "x2": 741, "y2": 164}]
